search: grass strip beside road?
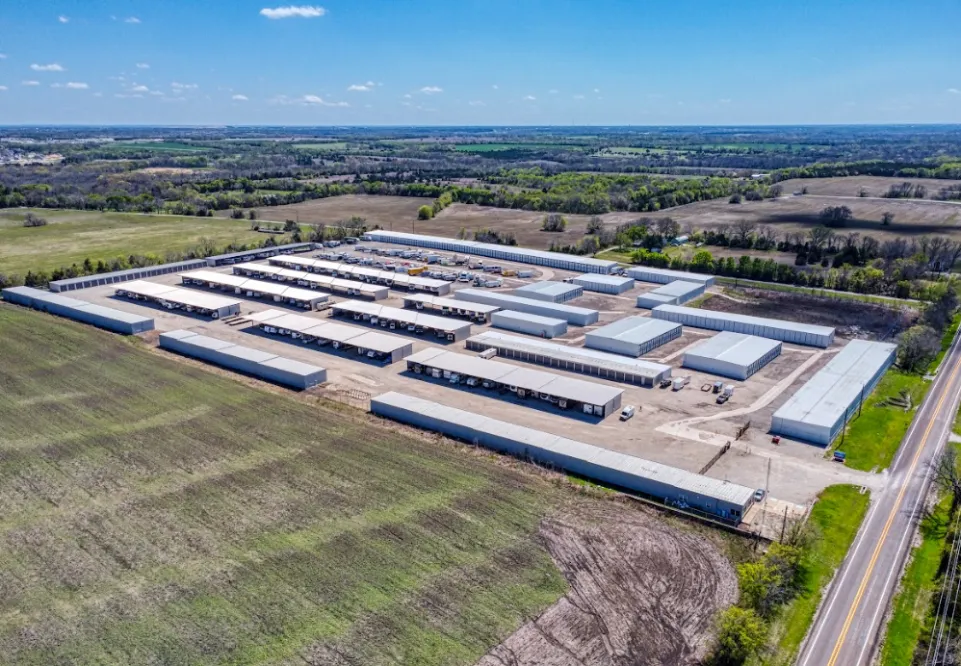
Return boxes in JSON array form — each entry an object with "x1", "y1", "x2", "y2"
[
  {"x1": 763, "y1": 485, "x2": 871, "y2": 665},
  {"x1": 878, "y1": 490, "x2": 954, "y2": 666}
]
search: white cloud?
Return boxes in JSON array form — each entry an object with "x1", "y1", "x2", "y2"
[
  {"x1": 302, "y1": 94, "x2": 347, "y2": 106},
  {"x1": 348, "y1": 81, "x2": 374, "y2": 92},
  {"x1": 31, "y1": 63, "x2": 65, "y2": 72},
  {"x1": 171, "y1": 82, "x2": 198, "y2": 90},
  {"x1": 523, "y1": 95, "x2": 536, "y2": 101},
  {"x1": 573, "y1": 94, "x2": 585, "y2": 100},
  {"x1": 949, "y1": 88, "x2": 961, "y2": 94},
  {"x1": 593, "y1": 88, "x2": 600, "y2": 93},
  {"x1": 52, "y1": 82, "x2": 89, "y2": 89},
  {"x1": 491, "y1": 84, "x2": 498, "y2": 89},
  {"x1": 719, "y1": 98, "x2": 731, "y2": 104},
  {"x1": 232, "y1": 94, "x2": 249, "y2": 101},
  {"x1": 22, "y1": 80, "x2": 40, "y2": 86},
  {"x1": 115, "y1": 93, "x2": 143, "y2": 99},
  {"x1": 419, "y1": 86, "x2": 442, "y2": 94},
  {"x1": 260, "y1": 5, "x2": 326, "y2": 19},
  {"x1": 469, "y1": 100, "x2": 484, "y2": 106},
  {"x1": 93, "y1": 92, "x2": 102, "y2": 97},
  {"x1": 124, "y1": 16, "x2": 141, "y2": 23},
  {"x1": 130, "y1": 85, "x2": 149, "y2": 92},
  {"x1": 549, "y1": 89, "x2": 558, "y2": 94},
  {"x1": 136, "y1": 63, "x2": 149, "y2": 69},
  {"x1": 58, "y1": 15, "x2": 69, "y2": 23},
  {"x1": 149, "y1": 90, "x2": 164, "y2": 96},
  {"x1": 0, "y1": 86, "x2": 7, "y2": 91},
  {"x1": 0, "y1": 53, "x2": 7, "y2": 59},
  {"x1": 403, "y1": 93, "x2": 412, "y2": 99}
]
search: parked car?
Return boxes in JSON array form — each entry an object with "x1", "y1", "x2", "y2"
[
  {"x1": 619, "y1": 405, "x2": 636, "y2": 421},
  {"x1": 754, "y1": 488, "x2": 766, "y2": 502}
]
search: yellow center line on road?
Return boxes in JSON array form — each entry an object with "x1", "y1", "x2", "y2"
[{"x1": 826, "y1": 349, "x2": 961, "y2": 666}]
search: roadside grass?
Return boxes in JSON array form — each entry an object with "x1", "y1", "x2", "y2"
[
  {"x1": 929, "y1": 314, "x2": 961, "y2": 376},
  {"x1": 832, "y1": 371, "x2": 927, "y2": 472},
  {"x1": 879, "y1": 490, "x2": 954, "y2": 665},
  {"x1": 716, "y1": 277, "x2": 920, "y2": 308},
  {"x1": 762, "y1": 485, "x2": 871, "y2": 665},
  {"x1": 0, "y1": 305, "x2": 575, "y2": 664},
  {"x1": 0, "y1": 208, "x2": 264, "y2": 275}
]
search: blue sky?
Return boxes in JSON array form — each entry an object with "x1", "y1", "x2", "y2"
[{"x1": 1, "y1": 0, "x2": 960, "y2": 126}]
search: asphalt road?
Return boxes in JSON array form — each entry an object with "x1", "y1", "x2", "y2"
[{"x1": 798, "y1": 327, "x2": 961, "y2": 666}]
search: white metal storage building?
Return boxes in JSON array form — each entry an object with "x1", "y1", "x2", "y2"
[
  {"x1": 48, "y1": 259, "x2": 209, "y2": 292},
  {"x1": 584, "y1": 316, "x2": 683, "y2": 357},
  {"x1": 204, "y1": 242, "x2": 315, "y2": 266},
  {"x1": 401, "y1": 293, "x2": 500, "y2": 323},
  {"x1": 329, "y1": 300, "x2": 472, "y2": 341},
  {"x1": 454, "y1": 288, "x2": 599, "y2": 326},
  {"x1": 362, "y1": 230, "x2": 619, "y2": 274},
  {"x1": 405, "y1": 348, "x2": 623, "y2": 417},
  {"x1": 636, "y1": 281, "x2": 706, "y2": 309},
  {"x1": 243, "y1": 309, "x2": 413, "y2": 363},
  {"x1": 268, "y1": 256, "x2": 452, "y2": 295},
  {"x1": 652, "y1": 304, "x2": 835, "y2": 348},
  {"x1": 180, "y1": 271, "x2": 329, "y2": 310},
  {"x1": 572, "y1": 273, "x2": 635, "y2": 294},
  {"x1": 466, "y1": 330, "x2": 672, "y2": 386},
  {"x1": 2, "y1": 286, "x2": 155, "y2": 334},
  {"x1": 513, "y1": 281, "x2": 584, "y2": 303},
  {"x1": 627, "y1": 266, "x2": 716, "y2": 286},
  {"x1": 115, "y1": 281, "x2": 242, "y2": 319},
  {"x1": 682, "y1": 331, "x2": 782, "y2": 380},
  {"x1": 232, "y1": 262, "x2": 389, "y2": 300},
  {"x1": 771, "y1": 340, "x2": 897, "y2": 445},
  {"x1": 491, "y1": 310, "x2": 568, "y2": 338},
  {"x1": 371, "y1": 392, "x2": 755, "y2": 522},
  {"x1": 159, "y1": 329, "x2": 326, "y2": 389}
]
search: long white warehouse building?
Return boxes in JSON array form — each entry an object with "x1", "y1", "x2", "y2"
[
  {"x1": 636, "y1": 280, "x2": 705, "y2": 309},
  {"x1": 683, "y1": 331, "x2": 782, "y2": 380},
  {"x1": 454, "y1": 288, "x2": 599, "y2": 325},
  {"x1": 371, "y1": 392, "x2": 755, "y2": 522},
  {"x1": 652, "y1": 304, "x2": 835, "y2": 347},
  {"x1": 771, "y1": 340, "x2": 897, "y2": 445},
  {"x1": 362, "y1": 230, "x2": 619, "y2": 274},
  {"x1": 585, "y1": 316, "x2": 683, "y2": 357},
  {"x1": 627, "y1": 266, "x2": 716, "y2": 286}
]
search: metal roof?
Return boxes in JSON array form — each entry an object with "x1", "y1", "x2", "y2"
[
  {"x1": 208, "y1": 242, "x2": 314, "y2": 262},
  {"x1": 118, "y1": 282, "x2": 242, "y2": 310},
  {"x1": 468, "y1": 330, "x2": 672, "y2": 379},
  {"x1": 626, "y1": 266, "x2": 716, "y2": 285},
  {"x1": 492, "y1": 310, "x2": 567, "y2": 326},
  {"x1": 646, "y1": 280, "x2": 704, "y2": 298},
  {"x1": 362, "y1": 230, "x2": 619, "y2": 272},
  {"x1": 685, "y1": 331, "x2": 782, "y2": 364},
  {"x1": 653, "y1": 304, "x2": 835, "y2": 337},
  {"x1": 572, "y1": 273, "x2": 634, "y2": 287},
  {"x1": 373, "y1": 391, "x2": 756, "y2": 506},
  {"x1": 513, "y1": 281, "x2": 582, "y2": 299},
  {"x1": 181, "y1": 271, "x2": 328, "y2": 303},
  {"x1": 402, "y1": 293, "x2": 501, "y2": 314},
  {"x1": 73, "y1": 303, "x2": 154, "y2": 324},
  {"x1": 454, "y1": 289, "x2": 598, "y2": 318},
  {"x1": 346, "y1": 330, "x2": 412, "y2": 354},
  {"x1": 405, "y1": 348, "x2": 623, "y2": 405},
  {"x1": 48, "y1": 259, "x2": 208, "y2": 290},
  {"x1": 330, "y1": 300, "x2": 471, "y2": 334},
  {"x1": 773, "y1": 340, "x2": 897, "y2": 429},
  {"x1": 242, "y1": 308, "x2": 411, "y2": 351},
  {"x1": 586, "y1": 316, "x2": 682, "y2": 344}
]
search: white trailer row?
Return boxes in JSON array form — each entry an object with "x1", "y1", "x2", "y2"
[
  {"x1": 232, "y1": 262, "x2": 389, "y2": 300},
  {"x1": 401, "y1": 293, "x2": 501, "y2": 323},
  {"x1": 454, "y1": 288, "x2": 599, "y2": 326},
  {"x1": 268, "y1": 255, "x2": 452, "y2": 295},
  {"x1": 180, "y1": 270, "x2": 329, "y2": 310},
  {"x1": 115, "y1": 281, "x2": 242, "y2": 319},
  {"x1": 329, "y1": 300, "x2": 472, "y2": 342},
  {"x1": 2, "y1": 286, "x2": 155, "y2": 335}
]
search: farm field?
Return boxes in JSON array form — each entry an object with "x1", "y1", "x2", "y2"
[
  {"x1": 0, "y1": 209, "x2": 263, "y2": 276},
  {"x1": 0, "y1": 305, "x2": 737, "y2": 666},
  {"x1": 225, "y1": 194, "x2": 427, "y2": 230},
  {"x1": 113, "y1": 141, "x2": 208, "y2": 152},
  {"x1": 629, "y1": 189, "x2": 961, "y2": 241},
  {"x1": 777, "y1": 175, "x2": 961, "y2": 198}
]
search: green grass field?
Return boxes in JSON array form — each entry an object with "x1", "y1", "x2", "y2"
[
  {"x1": 0, "y1": 305, "x2": 574, "y2": 665},
  {"x1": 763, "y1": 485, "x2": 871, "y2": 665},
  {"x1": 453, "y1": 143, "x2": 583, "y2": 152},
  {"x1": 112, "y1": 141, "x2": 209, "y2": 152},
  {"x1": 0, "y1": 208, "x2": 265, "y2": 275},
  {"x1": 291, "y1": 142, "x2": 349, "y2": 151}
]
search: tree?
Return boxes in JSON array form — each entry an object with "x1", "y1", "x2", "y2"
[
  {"x1": 22, "y1": 212, "x2": 48, "y2": 228},
  {"x1": 768, "y1": 184, "x2": 782, "y2": 199},
  {"x1": 897, "y1": 325, "x2": 941, "y2": 372},
  {"x1": 923, "y1": 286, "x2": 959, "y2": 330},
  {"x1": 933, "y1": 447, "x2": 961, "y2": 507},
  {"x1": 808, "y1": 226, "x2": 835, "y2": 251},
  {"x1": 710, "y1": 607, "x2": 767, "y2": 666},
  {"x1": 819, "y1": 205, "x2": 853, "y2": 228},
  {"x1": 656, "y1": 217, "x2": 680, "y2": 241},
  {"x1": 283, "y1": 219, "x2": 299, "y2": 233},
  {"x1": 691, "y1": 250, "x2": 715, "y2": 273},
  {"x1": 417, "y1": 205, "x2": 434, "y2": 220},
  {"x1": 881, "y1": 211, "x2": 895, "y2": 226},
  {"x1": 248, "y1": 210, "x2": 258, "y2": 221},
  {"x1": 729, "y1": 193, "x2": 742, "y2": 204},
  {"x1": 732, "y1": 219, "x2": 755, "y2": 247},
  {"x1": 541, "y1": 213, "x2": 567, "y2": 232},
  {"x1": 586, "y1": 216, "x2": 603, "y2": 234}
]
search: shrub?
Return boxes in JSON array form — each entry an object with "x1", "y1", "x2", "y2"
[
  {"x1": 541, "y1": 213, "x2": 567, "y2": 232},
  {"x1": 22, "y1": 213, "x2": 48, "y2": 228},
  {"x1": 417, "y1": 205, "x2": 434, "y2": 220}
]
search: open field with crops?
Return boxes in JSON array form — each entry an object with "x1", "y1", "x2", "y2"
[
  {"x1": 776, "y1": 176, "x2": 961, "y2": 198},
  {"x1": 0, "y1": 209, "x2": 262, "y2": 275},
  {"x1": 0, "y1": 305, "x2": 736, "y2": 666},
  {"x1": 225, "y1": 194, "x2": 427, "y2": 230}
]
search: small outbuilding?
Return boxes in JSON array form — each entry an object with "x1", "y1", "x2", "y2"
[
  {"x1": 572, "y1": 273, "x2": 635, "y2": 294},
  {"x1": 513, "y1": 281, "x2": 584, "y2": 303},
  {"x1": 682, "y1": 331, "x2": 782, "y2": 380},
  {"x1": 491, "y1": 310, "x2": 568, "y2": 338},
  {"x1": 584, "y1": 316, "x2": 682, "y2": 357}
]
